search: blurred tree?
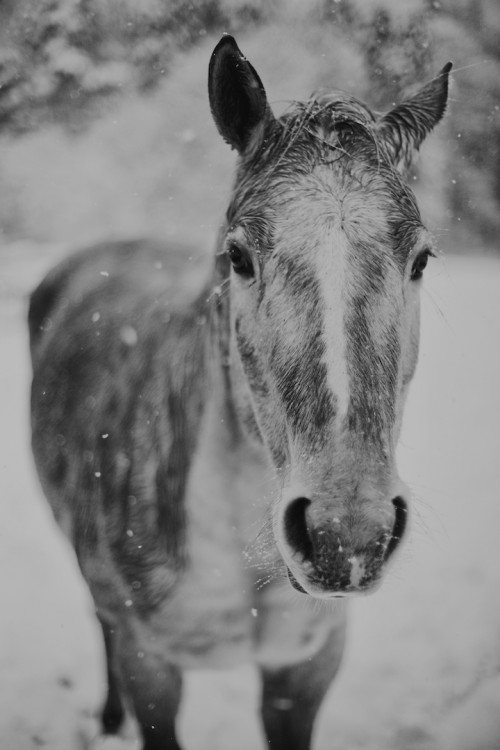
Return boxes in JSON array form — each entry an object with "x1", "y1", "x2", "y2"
[
  {"x1": 0, "y1": 0, "x2": 498, "y2": 248},
  {"x1": 321, "y1": 0, "x2": 500, "y2": 246},
  {"x1": 427, "y1": 0, "x2": 500, "y2": 241},
  {"x1": 0, "y1": 0, "x2": 271, "y2": 132}
]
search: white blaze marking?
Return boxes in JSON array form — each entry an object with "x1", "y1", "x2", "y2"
[
  {"x1": 348, "y1": 555, "x2": 366, "y2": 588},
  {"x1": 315, "y1": 226, "x2": 350, "y2": 420}
]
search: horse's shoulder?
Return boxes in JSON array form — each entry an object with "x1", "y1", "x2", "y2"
[
  {"x1": 29, "y1": 239, "x2": 211, "y2": 606},
  {"x1": 29, "y1": 238, "x2": 207, "y2": 365}
]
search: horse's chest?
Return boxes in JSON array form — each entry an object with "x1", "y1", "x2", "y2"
[
  {"x1": 150, "y1": 408, "x2": 280, "y2": 667},
  {"x1": 185, "y1": 401, "x2": 279, "y2": 572}
]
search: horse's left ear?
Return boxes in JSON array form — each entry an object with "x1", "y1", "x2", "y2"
[
  {"x1": 208, "y1": 35, "x2": 274, "y2": 154},
  {"x1": 377, "y1": 62, "x2": 452, "y2": 174}
]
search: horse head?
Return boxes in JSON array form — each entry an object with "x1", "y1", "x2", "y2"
[{"x1": 209, "y1": 35, "x2": 450, "y2": 598}]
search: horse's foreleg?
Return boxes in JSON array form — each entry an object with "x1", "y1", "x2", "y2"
[
  {"x1": 99, "y1": 617, "x2": 126, "y2": 735},
  {"x1": 114, "y1": 623, "x2": 183, "y2": 750},
  {"x1": 259, "y1": 621, "x2": 346, "y2": 750}
]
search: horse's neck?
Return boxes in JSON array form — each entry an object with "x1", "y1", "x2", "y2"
[{"x1": 186, "y1": 277, "x2": 278, "y2": 551}]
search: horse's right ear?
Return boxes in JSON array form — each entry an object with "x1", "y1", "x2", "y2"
[{"x1": 209, "y1": 35, "x2": 274, "y2": 154}]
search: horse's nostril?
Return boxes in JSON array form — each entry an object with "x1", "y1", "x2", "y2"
[
  {"x1": 283, "y1": 496, "x2": 314, "y2": 562},
  {"x1": 384, "y1": 496, "x2": 408, "y2": 561}
]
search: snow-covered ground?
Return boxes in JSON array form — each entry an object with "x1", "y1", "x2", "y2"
[{"x1": 1, "y1": 249, "x2": 499, "y2": 750}]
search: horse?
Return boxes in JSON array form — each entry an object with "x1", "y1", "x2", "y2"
[{"x1": 29, "y1": 35, "x2": 451, "y2": 750}]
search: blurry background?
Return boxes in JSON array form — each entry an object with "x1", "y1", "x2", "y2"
[
  {"x1": 1, "y1": 1, "x2": 500, "y2": 749},
  {"x1": 0, "y1": 0, "x2": 499, "y2": 261}
]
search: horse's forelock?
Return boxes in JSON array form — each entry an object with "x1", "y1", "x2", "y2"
[{"x1": 270, "y1": 93, "x2": 381, "y2": 166}]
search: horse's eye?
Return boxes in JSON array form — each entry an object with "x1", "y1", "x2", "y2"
[
  {"x1": 410, "y1": 250, "x2": 432, "y2": 281},
  {"x1": 228, "y1": 243, "x2": 254, "y2": 278}
]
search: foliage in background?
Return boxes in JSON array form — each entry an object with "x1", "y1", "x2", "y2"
[
  {"x1": 0, "y1": 0, "x2": 272, "y2": 131},
  {"x1": 0, "y1": 0, "x2": 498, "y2": 251},
  {"x1": 320, "y1": 0, "x2": 500, "y2": 244}
]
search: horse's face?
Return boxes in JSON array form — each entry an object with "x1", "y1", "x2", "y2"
[{"x1": 209, "y1": 37, "x2": 450, "y2": 598}]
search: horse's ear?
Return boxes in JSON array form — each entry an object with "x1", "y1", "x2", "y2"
[
  {"x1": 209, "y1": 35, "x2": 273, "y2": 154},
  {"x1": 377, "y1": 62, "x2": 452, "y2": 174}
]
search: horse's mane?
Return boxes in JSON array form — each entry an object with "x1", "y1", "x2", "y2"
[{"x1": 275, "y1": 91, "x2": 384, "y2": 165}]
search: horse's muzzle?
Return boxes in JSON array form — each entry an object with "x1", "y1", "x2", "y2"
[{"x1": 280, "y1": 494, "x2": 408, "y2": 598}]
